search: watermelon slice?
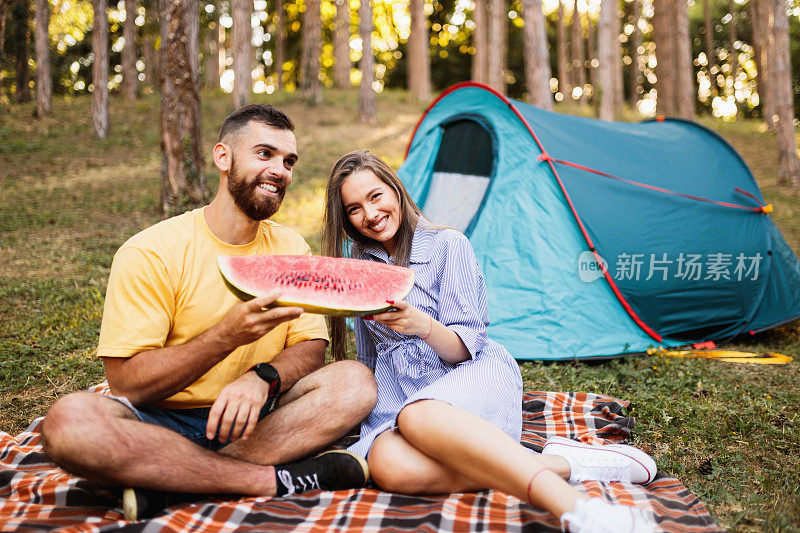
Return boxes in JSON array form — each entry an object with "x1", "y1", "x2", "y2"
[{"x1": 217, "y1": 255, "x2": 415, "y2": 316}]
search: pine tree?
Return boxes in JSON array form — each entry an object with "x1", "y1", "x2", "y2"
[
  {"x1": 34, "y1": 0, "x2": 52, "y2": 116},
  {"x1": 92, "y1": 0, "x2": 109, "y2": 137},
  {"x1": 231, "y1": 0, "x2": 251, "y2": 108}
]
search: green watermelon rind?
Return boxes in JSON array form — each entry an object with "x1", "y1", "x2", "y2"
[{"x1": 216, "y1": 256, "x2": 413, "y2": 317}]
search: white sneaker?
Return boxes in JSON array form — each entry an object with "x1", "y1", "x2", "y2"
[
  {"x1": 542, "y1": 436, "x2": 657, "y2": 484},
  {"x1": 560, "y1": 497, "x2": 656, "y2": 533}
]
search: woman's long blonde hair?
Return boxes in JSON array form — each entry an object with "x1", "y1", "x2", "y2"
[{"x1": 322, "y1": 150, "x2": 424, "y2": 361}]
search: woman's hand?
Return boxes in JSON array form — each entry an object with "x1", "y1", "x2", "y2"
[{"x1": 367, "y1": 299, "x2": 433, "y2": 338}]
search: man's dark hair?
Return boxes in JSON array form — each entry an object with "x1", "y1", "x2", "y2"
[{"x1": 218, "y1": 104, "x2": 295, "y2": 143}]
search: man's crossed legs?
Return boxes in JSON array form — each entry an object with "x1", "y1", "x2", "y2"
[{"x1": 40, "y1": 361, "x2": 377, "y2": 516}]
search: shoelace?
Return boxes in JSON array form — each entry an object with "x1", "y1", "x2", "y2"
[
  {"x1": 277, "y1": 470, "x2": 296, "y2": 496},
  {"x1": 574, "y1": 458, "x2": 630, "y2": 483}
]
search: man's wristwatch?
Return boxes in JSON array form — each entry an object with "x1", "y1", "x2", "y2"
[{"x1": 249, "y1": 362, "x2": 281, "y2": 409}]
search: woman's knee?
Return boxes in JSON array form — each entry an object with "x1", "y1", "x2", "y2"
[{"x1": 368, "y1": 433, "x2": 433, "y2": 494}]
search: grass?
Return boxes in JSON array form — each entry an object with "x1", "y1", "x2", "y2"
[{"x1": 1, "y1": 89, "x2": 799, "y2": 531}]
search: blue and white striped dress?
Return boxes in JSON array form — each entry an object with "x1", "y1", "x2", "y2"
[{"x1": 347, "y1": 226, "x2": 523, "y2": 459}]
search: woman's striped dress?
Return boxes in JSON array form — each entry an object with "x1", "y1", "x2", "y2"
[{"x1": 347, "y1": 226, "x2": 523, "y2": 459}]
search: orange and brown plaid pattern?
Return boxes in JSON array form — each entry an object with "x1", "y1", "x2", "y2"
[{"x1": 0, "y1": 390, "x2": 721, "y2": 532}]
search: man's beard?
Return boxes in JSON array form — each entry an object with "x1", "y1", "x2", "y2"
[{"x1": 227, "y1": 155, "x2": 285, "y2": 221}]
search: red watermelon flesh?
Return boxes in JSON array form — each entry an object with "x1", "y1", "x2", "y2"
[{"x1": 217, "y1": 255, "x2": 415, "y2": 316}]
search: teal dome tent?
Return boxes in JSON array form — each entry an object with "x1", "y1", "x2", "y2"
[{"x1": 398, "y1": 82, "x2": 800, "y2": 360}]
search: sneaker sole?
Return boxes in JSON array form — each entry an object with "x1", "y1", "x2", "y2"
[
  {"x1": 314, "y1": 449, "x2": 370, "y2": 486},
  {"x1": 122, "y1": 487, "x2": 138, "y2": 521},
  {"x1": 542, "y1": 436, "x2": 657, "y2": 484}
]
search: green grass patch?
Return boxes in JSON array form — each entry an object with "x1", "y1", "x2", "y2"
[{"x1": 1, "y1": 90, "x2": 799, "y2": 530}]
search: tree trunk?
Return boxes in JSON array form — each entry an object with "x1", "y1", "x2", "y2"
[
  {"x1": 0, "y1": 0, "x2": 8, "y2": 63},
  {"x1": 275, "y1": 0, "x2": 285, "y2": 89},
  {"x1": 570, "y1": 0, "x2": 584, "y2": 101},
  {"x1": 627, "y1": 0, "x2": 641, "y2": 105},
  {"x1": 159, "y1": 0, "x2": 207, "y2": 216},
  {"x1": 612, "y1": 0, "x2": 624, "y2": 111},
  {"x1": 596, "y1": 0, "x2": 615, "y2": 120},
  {"x1": 121, "y1": 0, "x2": 138, "y2": 100},
  {"x1": 728, "y1": 0, "x2": 738, "y2": 95},
  {"x1": 675, "y1": 0, "x2": 694, "y2": 119},
  {"x1": 586, "y1": 12, "x2": 595, "y2": 97},
  {"x1": 556, "y1": 0, "x2": 570, "y2": 98},
  {"x1": 34, "y1": 0, "x2": 51, "y2": 116},
  {"x1": 471, "y1": 0, "x2": 487, "y2": 83},
  {"x1": 13, "y1": 0, "x2": 31, "y2": 103},
  {"x1": 358, "y1": 0, "x2": 375, "y2": 123},
  {"x1": 522, "y1": 0, "x2": 551, "y2": 110},
  {"x1": 143, "y1": 3, "x2": 159, "y2": 89},
  {"x1": 761, "y1": 0, "x2": 775, "y2": 129},
  {"x1": 204, "y1": 0, "x2": 220, "y2": 90},
  {"x1": 770, "y1": 0, "x2": 800, "y2": 185},
  {"x1": 299, "y1": 0, "x2": 321, "y2": 104},
  {"x1": 704, "y1": 0, "x2": 715, "y2": 94},
  {"x1": 749, "y1": 0, "x2": 766, "y2": 121},
  {"x1": 486, "y1": 0, "x2": 505, "y2": 93},
  {"x1": 92, "y1": 0, "x2": 109, "y2": 137},
  {"x1": 408, "y1": 0, "x2": 431, "y2": 101},
  {"x1": 333, "y1": 0, "x2": 350, "y2": 88},
  {"x1": 231, "y1": 0, "x2": 251, "y2": 108},
  {"x1": 652, "y1": 0, "x2": 675, "y2": 116}
]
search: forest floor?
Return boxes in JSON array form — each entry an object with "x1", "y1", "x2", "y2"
[{"x1": 1, "y1": 88, "x2": 798, "y2": 531}]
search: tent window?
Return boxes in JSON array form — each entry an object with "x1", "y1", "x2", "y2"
[{"x1": 421, "y1": 119, "x2": 495, "y2": 234}]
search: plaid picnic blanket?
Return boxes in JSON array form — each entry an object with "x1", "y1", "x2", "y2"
[{"x1": 0, "y1": 388, "x2": 721, "y2": 532}]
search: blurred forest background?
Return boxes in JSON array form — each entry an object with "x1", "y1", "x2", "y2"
[
  {"x1": 2, "y1": 2, "x2": 800, "y2": 528},
  {"x1": 2, "y1": 0, "x2": 800, "y2": 214}
]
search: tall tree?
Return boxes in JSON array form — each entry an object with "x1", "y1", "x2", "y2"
[
  {"x1": 612, "y1": 1, "x2": 623, "y2": 111},
  {"x1": 0, "y1": 0, "x2": 8, "y2": 61},
  {"x1": 586, "y1": 11, "x2": 595, "y2": 96},
  {"x1": 12, "y1": 0, "x2": 32, "y2": 103},
  {"x1": 652, "y1": 0, "x2": 675, "y2": 116},
  {"x1": 121, "y1": 0, "x2": 138, "y2": 100},
  {"x1": 556, "y1": 0, "x2": 570, "y2": 98},
  {"x1": 358, "y1": 0, "x2": 375, "y2": 122},
  {"x1": 760, "y1": 0, "x2": 775, "y2": 129},
  {"x1": 749, "y1": 0, "x2": 769, "y2": 124},
  {"x1": 627, "y1": 0, "x2": 641, "y2": 105},
  {"x1": 204, "y1": 0, "x2": 221, "y2": 90},
  {"x1": 333, "y1": 0, "x2": 350, "y2": 88},
  {"x1": 471, "y1": 0, "x2": 487, "y2": 83},
  {"x1": 674, "y1": 0, "x2": 694, "y2": 119},
  {"x1": 159, "y1": 0, "x2": 207, "y2": 215},
  {"x1": 570, "y1": 0, "x2": 585, "y2": 101},
  {"x1": 704, "y1": 0, "x2": 715, "y2": 95},
  {"x1": 486, "y1": 0, "x2": 505, "y2": 93},
  {"x1": 522, "y1": 0, "x2": 551, "y2": 109},
  {"x1": 142, "y1": 1, "x2": 159, "y2": 89},
  {"x1": 92, "y1": 0, "x2": 109, "y2": 137},
  {"x1": 596, "y1": 0, "x2": 616, "y2": 119},
  {"x1": 769, "y1": 0, "x2": 800, "y2": 184},
  {"x1": 408, "y1": 0, "x2": 430, "y2": 101},
  {"x1": 34, "y1": 0, "x2": 51, "y2": 116},
  {"x1": 728, "y1": 0, "x2": 738, "y2": 92},
  {"x1": 274, "y1": 0, "x2": 285, "y2": 89},
  {"x1": 299, "y1": 0, "x2": 322, "y2": 104},
  {"x1": 231, "y1": 0, "x2": 251, "y2": 108}
]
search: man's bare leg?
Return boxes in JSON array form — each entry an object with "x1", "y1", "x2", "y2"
[
  {"x1": 41, "y1": 360, "x2": 377, "y2": 495},
  {"x1": 41, "y1": 392, "x2": 276, "y2": 495},
  {"x1": 220, "y1": 360, "x2": 377, "y2": 465}
]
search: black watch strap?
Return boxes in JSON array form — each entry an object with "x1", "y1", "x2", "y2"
[{"x1": 249, "y1": 362, "x2": 281, "y2": 400}]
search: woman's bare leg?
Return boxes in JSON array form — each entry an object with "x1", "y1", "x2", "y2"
[{"x1": 394, "y1": 400, "x2": 585, "y2": 517}]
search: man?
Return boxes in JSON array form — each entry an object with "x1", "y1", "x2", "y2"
[{"x1": 41, "y1": 104, "x2": 378, "y2": 520}]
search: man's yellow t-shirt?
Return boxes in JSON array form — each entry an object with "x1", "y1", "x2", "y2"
[{"x1": 98, "y1": 207, "x2": 329, "y2": 409}]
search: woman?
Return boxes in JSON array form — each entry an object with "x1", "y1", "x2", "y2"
[{"x1": 322, "y1": 150, "x2": 656, "y2": 533}]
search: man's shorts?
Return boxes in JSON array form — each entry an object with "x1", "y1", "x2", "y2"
[{"x1": 109, "y1": 395, "x2": 275, "y2": 452}]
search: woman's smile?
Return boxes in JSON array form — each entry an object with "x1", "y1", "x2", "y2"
[{"x1": 340, "y1": 169, "x2": 401, "y2": 255}]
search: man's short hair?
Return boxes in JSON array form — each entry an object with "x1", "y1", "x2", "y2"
[{"x1": 218, "y1": 104, "x2": 295, "y2": 143}]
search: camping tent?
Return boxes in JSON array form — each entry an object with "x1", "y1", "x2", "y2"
[{"x1": 397, "y1": 82, "x2": 800, "y2": 360}]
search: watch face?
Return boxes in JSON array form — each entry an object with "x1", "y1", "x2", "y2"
[{"x1": 255, "y1": 363, "x2": 279, "y2": 383}]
